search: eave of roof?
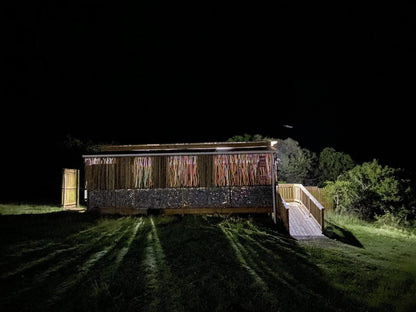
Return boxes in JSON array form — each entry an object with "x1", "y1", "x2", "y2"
[{"x1": 98, "y1": 141, "x2": 277, "y2": 153}]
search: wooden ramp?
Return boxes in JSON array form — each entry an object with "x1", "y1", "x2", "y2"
[{"x1": 287, "y1": 202, "x2": 324, "y2": 239}]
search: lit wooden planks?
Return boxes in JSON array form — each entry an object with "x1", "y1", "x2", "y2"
[{"x1": 287, "y1": 202, "x2": 324, "y2": 238}]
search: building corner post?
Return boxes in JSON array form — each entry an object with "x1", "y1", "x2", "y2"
[{"x1": 271, "y1": 152, "x2": 277, "y2": 223}]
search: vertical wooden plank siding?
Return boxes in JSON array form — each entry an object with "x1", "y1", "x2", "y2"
[
  {"x1": 197, "y1": 155, "x2": 214, "y2": 187},
  {"x1": 151, "y1": 156, "x2": 168, "y2": 188},
  {"x1": 76, "y1": 169, "x2": 80, "y2": 207},
  {"x1": 213, "y1": 154, "x2": 274, "y2": 186},
  {"x1": 167, "y1": 156, "x2": 199, "y2": 187},
  {"x1": 61, "y1": 169, "x2": 80, "y2": 208},
  {"x1": 61, "y1": 168, "x2": 66, "y2": 206},
  {"x1": 133, "y1": 157, "x2": 152, "y2": 188},
  {"x1": 84, "y1": 153, "x2": 276, "y2": 190}
]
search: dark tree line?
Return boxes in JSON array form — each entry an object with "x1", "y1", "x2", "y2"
[
  {"x1": 229, "y1": 134, "x2": 416, "y2": 225},
  {"x1": 228, "y1": 134, "x2": 353, "y2": 186}
]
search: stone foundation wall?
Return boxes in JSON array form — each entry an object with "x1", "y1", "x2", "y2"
[{"x1": 88, "y1": 186, "x2": 272, "y2": 211}]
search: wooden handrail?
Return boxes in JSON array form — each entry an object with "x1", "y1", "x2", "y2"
[
  {"x1": 278, "y1": 184, "x2": 294, "y2": 202},
  {"x1": 278, "y1": 184, "x2": 324, "y2": 232}
]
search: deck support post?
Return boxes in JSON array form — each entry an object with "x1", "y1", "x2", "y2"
[{"x1": 271, "y1": 152, "x2": 277, "y2": 223}]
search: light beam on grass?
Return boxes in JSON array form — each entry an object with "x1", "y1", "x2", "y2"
[
  {"x1": 239, "y1": 232, "x2": 308, "y2": 297},
  {"x1": 3, "y1": 219, "x2": 128, "y2": 301},
  {"x1": 47, "y1": 220, "x2": 134, "y2": 306},
  {"x1": 219, "y1": 224, "x2": 268, "y2": 290},
  {"x1": 221, "y1": 224, "x2": 308, "y2": 300},
  {"x1": 144, "y1": 217, "x2": 166, "y2": 269},
  {"x1": 1, "y1": 246, "x2": 78, "y2": 279},
  {"x1": 115, "y1": 218, "x2": 143, "y2": 267},
  {"x1": 141, "y1": 217, "x2": 169, "y2": 310},
  {"x1": 2, "y1": 220, "x2": 127, "y2": 280}
]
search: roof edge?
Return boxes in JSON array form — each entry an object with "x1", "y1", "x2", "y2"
[{"x1": 98, "y1": 141, "x2": 276, "y2": 153}]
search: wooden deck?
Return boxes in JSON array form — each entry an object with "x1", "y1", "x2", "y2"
[{"x1": 287, "y1": 202, "x2": 324, "y2": 239}]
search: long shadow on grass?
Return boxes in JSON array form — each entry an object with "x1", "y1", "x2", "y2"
[
  {"x1": 0, "y1": 214, "x2": 370, "y2": 312},
  {"x1": 74, "y1": 216, "x2": 156, "y2": 312},
  {"x1": 152, "y1": 215, "x2": 366, "y2": 312},
  {"x1": 0, "y1": 211, "x2": 100, "y2": 245},
  {"x1": 0, "y1": 212, "x2": 102, "y2": 311},
  {"x1": 324, "y1": 221, "x2": 364, "y2": 248},
  {"x1": 0, "y1": 213, "x2": 145, "y2": 312}
]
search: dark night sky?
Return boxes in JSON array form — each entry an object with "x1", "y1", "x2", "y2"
[{"x1": 2, "y1": 2, "x2": 416, "y2": 201}]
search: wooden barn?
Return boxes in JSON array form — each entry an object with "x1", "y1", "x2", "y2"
[{"x1": 83, "y1": 141, "x2": 279, "y2": 216}]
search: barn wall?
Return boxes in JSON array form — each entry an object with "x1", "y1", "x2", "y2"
[
  {"x1": 88, "y1": 186, "x2": 272, "y2": 211},
  {"x1": 84, "y1": 154, "x2": 276, "y2": 190}
]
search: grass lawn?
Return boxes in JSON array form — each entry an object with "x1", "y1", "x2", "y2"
[
  {"x1": 0, "y1": 204, "x2": 63, "y2": 215},
  {"x1": 305, "y1": 212, "x2": 416, "y2": 312},
  {"x1": 0, "y1": 206, "x2": 415, "y2": 311}
]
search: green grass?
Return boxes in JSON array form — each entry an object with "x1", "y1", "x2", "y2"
[
  {"x1": 0, "y1": 207, "x2": 415, "y2": 311},
  {"x1": 0, "y1": 204, "x2": 63, "y2": 215},
  {"x1": 306, "y1": 212, "x2": 416, "y2": 312}
]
